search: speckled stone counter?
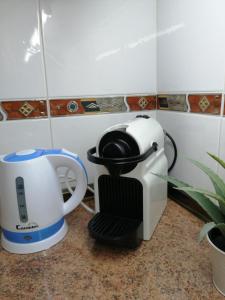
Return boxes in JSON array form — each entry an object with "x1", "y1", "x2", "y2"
[{"x1": 0, "y1": 200, "x2": 224, "y2": 300}]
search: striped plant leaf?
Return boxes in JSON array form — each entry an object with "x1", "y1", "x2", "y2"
[
  {"x1": 189, "y1": 159, "x2": 225, "y2": 214},
  {"x1": 175, "y1": 187, "x2": 225, "y2": 207},
  {"x1": 208, "y1": 153, "x2": 225, "y2": 169},
  {"x1": 155, "y1": 174, "x2": 225, "y2": 223},
  {"x1": 207, "y1": 153, "x2": 225, "y2": 214}
]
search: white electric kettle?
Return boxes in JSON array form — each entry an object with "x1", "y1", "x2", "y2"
[{"x1": 0, "y1": 148, "x2": 87, "y2": 254}]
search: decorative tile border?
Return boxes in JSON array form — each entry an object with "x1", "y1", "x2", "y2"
[
  {"x1": 50, "y1": 99, "x2": 84, "y2": 117},
  {"x1": 0, "y1": 96, "x2": 156, "y2": 120},
  {"x1": 0, "y1": 93, "x2": 224, "y2": 120},
  {"x1": 188, "y1": 94, "x2": 222, "y2": 115},
  {"x1": 0, "y1": 100, "x2": 47, "y2": 120},
  {"x1": 81, "y1": 99, "x2": 100, "y2": 113},
  {"x1": 50, "y1": 95, "x2": 156, "y2": 117},
  {"x1": 157, "y1": 93, "x2": 223, "y2": 115},
  {"x1": 96, "y1": 97, "x2": 127, "y2": 113},
  {"x1": 126, "y1": 95, "x2": 157, "y2": 111},
  {"x1": 158, "y1": 94, "x2": 188, "y2": 112},
  {"x1": 50, "y1": 97, "x2": 128, "y2": 117}
]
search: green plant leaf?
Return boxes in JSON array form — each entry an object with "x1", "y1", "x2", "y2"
[
  {"x1": 208, "y1": 152, "x2": 225, "y2": 169},
  {"x1": 175, "y1": 187, "x2": 225, "y2": 207},
  {"x1": 189, "y1": 159, "x2": 225, "y2": 214},
  {"x1": 153, "y1": 174, "x2": 189, "y2": 187},
  {"x1": 198, "y1": 222, "x2": 216, "y2": 243},
  {"x1": 155, "y1": 174, "x2": 225, "y2": 223},
  {"x1": 189, "y1": 159, "x2": 225, "y2": 197}
]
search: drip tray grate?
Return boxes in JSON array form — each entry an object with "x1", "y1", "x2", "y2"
[{"x1": 88, "y1": 212, "x2": 142, "y2": 249}]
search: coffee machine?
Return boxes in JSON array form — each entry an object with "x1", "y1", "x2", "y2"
[{"x1": 87, "y1": 116, "x2": 168, "y2": 248}]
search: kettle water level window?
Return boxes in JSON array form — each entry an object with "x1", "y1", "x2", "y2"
[{"x1": 16, "y1": 177, "x2": 28, "y2": 223}]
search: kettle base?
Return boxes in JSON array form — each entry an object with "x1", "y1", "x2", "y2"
[{"x1": 1, "y1": 221, "x2": 68, "y2": 254}]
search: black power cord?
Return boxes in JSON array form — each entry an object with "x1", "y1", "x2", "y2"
[{"x1": 164, "y1": 131, "x2": 177, "y2": 172}]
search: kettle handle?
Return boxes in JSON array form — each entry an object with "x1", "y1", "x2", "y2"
[{"x1": 46, "y1": 149, "x2": 88, "y2": 216}]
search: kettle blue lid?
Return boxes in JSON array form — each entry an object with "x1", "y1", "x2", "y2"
[{"x1": 3, "y1": 149, "x2": 62, "y2": 162}]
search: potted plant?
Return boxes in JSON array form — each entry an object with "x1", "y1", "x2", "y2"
[{"x1": 156, "y1": 153, "x2": 225, "y2": 296}]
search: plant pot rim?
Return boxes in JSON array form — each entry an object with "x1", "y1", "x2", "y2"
[{"x1": 207, "y1": 233, "x2": 225, "y2": 255}]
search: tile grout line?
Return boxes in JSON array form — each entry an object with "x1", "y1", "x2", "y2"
[
  {"x1": 216, "y1": 93, "x2": 224, "y2": 174},
  {"x1": 124, "y1": 96, "x2": 129, "y2": 112},
  {"x1": 155, "y1": 0, "x2": 158, "y2": 101},
  {"x1": 220, "y1": 92, "x2": 225, "y2": 116},
  {"x1": 37, "y1": 0, "x2": 54, "y2": 148},
  {"x1": 186, "y1": 93, "x2": 190, "y2": 112}
]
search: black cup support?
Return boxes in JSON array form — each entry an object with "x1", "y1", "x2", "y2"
[{"x1": 87, "y1": 142, "x2": 158, "y2": 176}]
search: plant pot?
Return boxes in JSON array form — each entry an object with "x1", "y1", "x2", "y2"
[{"x1": 207, "y1": 228, "x2": 225, "y2": 296}]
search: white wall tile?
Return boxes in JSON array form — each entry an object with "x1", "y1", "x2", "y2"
[
  {"x1": 51, "y1": 111, "x2": 156, "y2": 183},
  {"x1": 157, "y1": 0, "x2": 225, "y2": 92},
  {"x1": 156, "y1": 110, "x2": 221, "y2": 190},
  {"x1": 0, "y1": 0, "x2": 46, "y2": 99},
  {"x1": 0, "y1": 119, "x2": 52, "y2": 155},
  {"x1": 41, "y1": 0, "x2": 157, "y2": 97}
]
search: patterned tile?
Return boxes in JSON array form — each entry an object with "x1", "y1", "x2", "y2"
[
  {"x1": 96, "y1": 97, "x2": 127, "y2": 113},
  {"x1": 50, "y1": 99, "x2": 84, "y2": 117},
  {"x1": 157, "y1": 96, "x2": 168, "y2": 110},
  {"x1": 81, "y1": 99, "x2": 100, "y2": 113},
  {"x1": 126, "y1": 96, "x2": 156, "y2": 111},
  {"x1": 188, "y1": 94, "x2": 222, "y2": 115},
  {"x1": 158, "y1": 95, "x2": 188, "y2": 111},
  {"x1": 50, "y1": 98, "x2": 127, "y2": 116},
  {"x1": 1, "y1": 100, "x2": 47, "y2": 120}
]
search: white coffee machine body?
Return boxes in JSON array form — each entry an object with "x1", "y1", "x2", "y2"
[{"x1": 88, "y1": 116, "x2": 168, "y2": 247}]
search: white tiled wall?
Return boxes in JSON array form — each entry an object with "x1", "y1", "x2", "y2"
[
  {"x1": 157, "y1": 0, "x2": 225, "y2": 93},
  {"x1": 1, "y1": 0, "x2": 225, "y2": 191},
  {"x1": 0, "y1": 119, "x2": 52, "y2": 154},
  {"x1": 0, "y1": 0, "x2": 46, "y2": 99},
  {"x1": 0, "y1": 0, "x2": 157, "y2": 184},
  {"x1": 157, "y1": 110, "x2": 221, "y2": 190},
  {"x1": 41, "y1": 0, "x2": 157, "y2": 97},
  {"x1": 156, "y1": 0, "x2": 225, "y2": 191}
]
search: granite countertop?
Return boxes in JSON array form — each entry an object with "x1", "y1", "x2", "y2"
[{"x1": 0, "y1": 199, "x2": 224, "y2": 300}]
